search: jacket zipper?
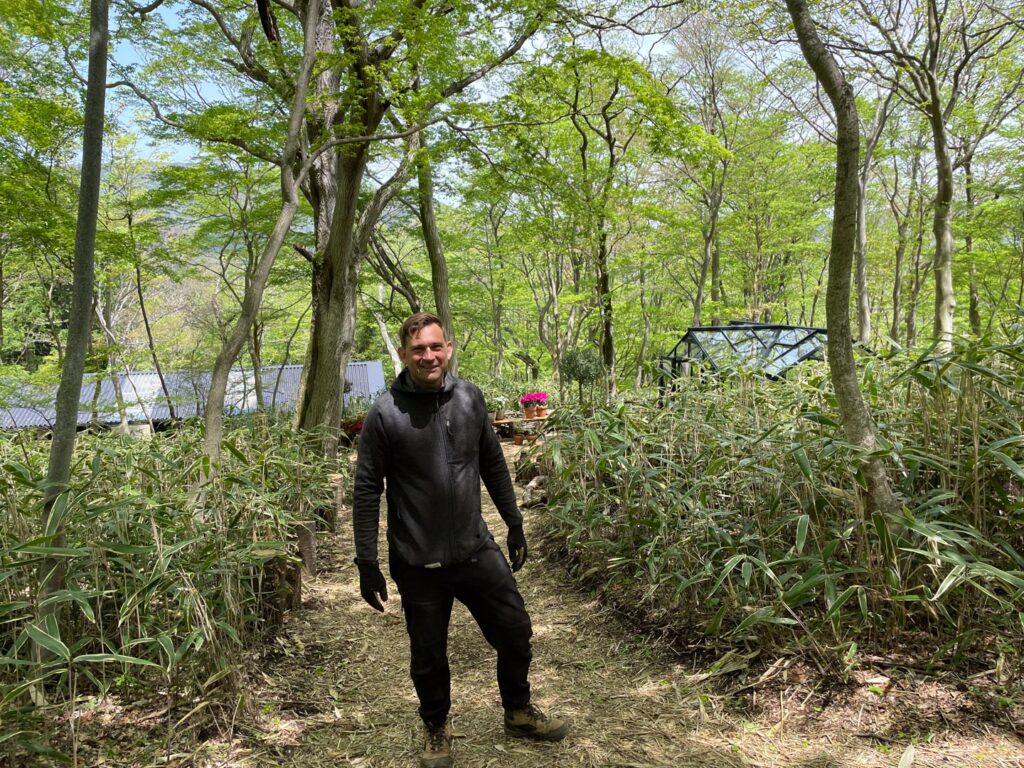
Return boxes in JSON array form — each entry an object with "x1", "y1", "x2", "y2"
[{"x1": 437, "y1": 391, "x2": 457, "y2": 563}]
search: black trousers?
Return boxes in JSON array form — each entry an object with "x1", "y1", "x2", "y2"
[{"x1": 390, "y1": 539, "x2": 533, "y2": 727}]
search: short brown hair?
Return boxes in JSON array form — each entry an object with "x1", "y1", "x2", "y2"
[{"x1": 399, "y1": 312, "x2": 447, "y2": 348}]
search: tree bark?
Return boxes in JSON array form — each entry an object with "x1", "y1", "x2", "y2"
[
  {"x1": 36, "y1": 0, "x2": 107, "y2": 663},
  {"x1": 296, "y1": 128, "x2": 418, "y2": 455},
  {"x1": 929, "y1": 87, "x2": 956, "y2": 353},
  {"x1": 417, "y1": 130, "x2": 456, "y2": 372},
  {"x1": 963, "y1": 159, "x2": 982, "y2": 336},
  {"x1": 202, "y1": 0, "x2": 319, "y2": 471},
  {"x1": 371, "y1": 287, "x2": 402, "y2": 376},
  {"x1": 786, "y1": 0, "x2": 900, "y2": 522}
]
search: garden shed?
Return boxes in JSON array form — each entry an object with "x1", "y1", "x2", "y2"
[{"x1": 659, "y1": 322, "x2": 827, "y2": 386}]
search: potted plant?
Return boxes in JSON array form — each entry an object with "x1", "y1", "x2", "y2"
[
  {"x1": 512, "y1": 423, "x2": 526, "y2": 445},
  {"x1": 519, "y1": 391, "x2": 548, "y2": 418}
]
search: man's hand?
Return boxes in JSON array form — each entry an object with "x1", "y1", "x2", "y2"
[
  {"x1": 507, "y1": 525, "x2": 528, "y2": 572},
  {"x1": 355, "y1": 559, "x2": 388, "y2": 611}
]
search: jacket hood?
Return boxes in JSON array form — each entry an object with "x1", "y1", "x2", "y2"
[{"x1": 392, "y1": 368, "x2": 457, "y2": 394}]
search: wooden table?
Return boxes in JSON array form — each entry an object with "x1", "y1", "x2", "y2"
[{"x1": 492, "y1": 414, "x2": 549, "y2": 441}]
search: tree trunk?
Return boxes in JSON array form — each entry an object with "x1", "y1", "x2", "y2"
[
  {"x1": 907, "y1": 184, "x2": 928, "y2": 349},
  {"x1": 692, "y1": 226, "x2": 711, "y2": 327},
  {"x1": 963, "y1": 159, "x2": 982, "y2": 336},
  {"x1": 596, "y1": 228, "x2": 615, "y2": 398},
  {"x1": 250, "y1": 322, "x2": 264, "y2": 411},
  {"x1": 135, "y1": 263, "x2": 175, "y2": 420},
  {"x1": 202, "y1": 0, "x2": 318, "y2": 471},
  {"x1": 0, "y1": 255, "x2": 5, "y2": 356},
  {"x1": 417, "y1": 130, "x2": 456, "y2": 372},
  {"x1": 890, "y1": 219, "x2": 908, "y2": 348},
  {"x1": 855, "y1": 93, "x2": 894, "y2": 347},
  {"x1": 855, "y1": 171, "x2": 872, "y2": 345},
  {"x1": 928, "y1": 78, "x2": 956, "y2": 353},
  {"x1": 373, "y1": 283, "x2": 402, "y2": 375},
  {"x1": 36, "y1": 0, "x2": 107, "y2": 663},
  {"x1": 786, "y1": 0, "x2": 900, "y2": 523},
  {"x1": 709, "y1": 177, "x2": 724, "y2": 326},
  {"x1": 297, "y1": 146, "x2": 377, "y2": 456}
]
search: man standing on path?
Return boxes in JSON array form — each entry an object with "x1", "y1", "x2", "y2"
[{"x1": 352, "y1": 312, "x2": 569, "y2": 768}]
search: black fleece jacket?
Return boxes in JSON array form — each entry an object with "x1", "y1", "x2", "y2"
[{"x1": 352, "y1": 370, "x2": 522, "y2": 567}]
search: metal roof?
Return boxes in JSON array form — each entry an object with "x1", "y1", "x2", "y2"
[{"x1": 0, "y1": 361, "x2": 387, "y2": 430}]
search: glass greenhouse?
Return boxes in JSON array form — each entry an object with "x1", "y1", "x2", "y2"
[{"x1": 659, "y1": 322, "x2": 827, "y2": 384}]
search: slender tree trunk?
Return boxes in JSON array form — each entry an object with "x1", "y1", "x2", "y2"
[
  {"x1": 693, "y1": 242, "x2": 710, "y2": 327},
  {"x1": 250, "y1": 322, "x2": 264, "y2": 410},
  {"x1": 36, "y1": 0, "x2": 107, "y2": 664},
  {"x1": 709, "y1": 176, "x2": 725, "y2": 324},
  {"x1": 134, "y1": 263, "x2": 175, "y2": 420},
  {"x1": 786, "y1": 0, "x2": 900, "y2": 522},
  {"x1": 0, "y1": 255, "x2": 5, "y2": 356},
  {"x1": 890, "y1": 220, "x2": 908, "y2": 347},
  {"x1": 636, "y1": 269, "x2": 651, "y2": 388},
  {"x1": 855, "y1": 171, "x2": 872, "y2": 345},
  {"x1": 417, "y1": 130, "x2": 455, "y2": 372},
  {"x1": 963, "y1": 159, "x2": 982, "y2": 336},
  {"x1": 488, "y1": 209, "x2": 505, "y2": 379},
  {"x1": 928, "y1": 82, "x2": 956, "y2": 352},
  {"x1": 907, "y1": 183, "x2": 928, "y2": 348},
  {"x1": 596, "y1": 228, "x2": 615, "y2": 398},
  {"x1": 202, "y1": 0, "x2": 318, "y2": 470},
  {"x1": 373, "y1": 284, "x2": 402, "y2": 375},
  {"x1": 855, "y1": 93, "x2": 893, "y2": 346},
  {"x1": 94, "y1": 290, "x2": 129, "y2": 431}
]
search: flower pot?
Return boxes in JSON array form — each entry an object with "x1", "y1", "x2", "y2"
[
  {"x1": 513, "y1": 433, "x2": 525, "y2": 445},
  {"x1": 524, "y1": 406, "x2": 538, "y2": 419},
  {"x1": 535, "y1": 405, "x2": 548, "y2": 417}
]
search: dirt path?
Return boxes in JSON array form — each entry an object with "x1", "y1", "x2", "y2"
[{"x1": 224, "y1": 446, "x2": 1024, "y2": 768}]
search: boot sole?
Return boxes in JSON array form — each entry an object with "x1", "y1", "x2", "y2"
[{"x1": 504, "y1": 723, "x2": 569, "y2": 742}]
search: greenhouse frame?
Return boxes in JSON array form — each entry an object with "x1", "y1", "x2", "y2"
[{"x1": 658, "y1": 322, "x2": 828, "y2": 387}]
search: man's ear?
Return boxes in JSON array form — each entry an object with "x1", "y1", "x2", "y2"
[{"x1": 398, "y1": 345, "x2": 408, "y2": 365}]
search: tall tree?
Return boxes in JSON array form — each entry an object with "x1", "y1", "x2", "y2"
[
  {"x1": 833, "y1": 0, "x2": 1024, "y2": 351},
  {"x1": 785, "y1": 0, "x2": 900, "y2": 522},
  {"x1": 37, "y1": 0, "x2": 108, "y2": 662}
]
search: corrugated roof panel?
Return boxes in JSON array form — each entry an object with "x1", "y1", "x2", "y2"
[{"x1": 1, "y1": 361, "x2": 387, "y2": 430}]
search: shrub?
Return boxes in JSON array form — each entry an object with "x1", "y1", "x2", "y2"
[
  {"x1": 0, "y1": 414, "x2": 344, "y2": 761},
  {"x1": 536, "y1": 344, "x2": 1024, "y2": 677}
]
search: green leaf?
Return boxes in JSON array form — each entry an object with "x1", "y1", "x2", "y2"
[
  {"x1": 733, "y1": 606, "x2": 774, "y2": 634},
  {"x1": 791, "y1": 446, "x2": 812, "y2": 479},
  {"x1": 26, "y1": 623, "x2": 70, "y2": 661},
  {"x1": 796, "y1": 514, "x2": 809, "y2": 554},
  {"x1": 73, "y1": 653, "x2": 160, "y2": 668},
  {"x1": 704, "y1": 604, "x2": 727, "y2": 635}
]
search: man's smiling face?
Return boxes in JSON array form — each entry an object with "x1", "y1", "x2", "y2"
[{"x1": 398, "y1": 322, "x2": 452, "y2": 390}]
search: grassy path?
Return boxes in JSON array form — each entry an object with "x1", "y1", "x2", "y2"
[{"x1": 215, "y1": 446, "x2": 1022, "y2": 768}]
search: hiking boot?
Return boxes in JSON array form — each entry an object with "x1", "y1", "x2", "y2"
[
  {"x1": 420, "y1": 720, "x2": 452, "y2": 768},
  {"x1": 503, "y1": 703, "x2": 569, "y2": 742}
]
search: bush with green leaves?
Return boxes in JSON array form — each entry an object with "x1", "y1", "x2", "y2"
[
  {"x1": 537, "y1": 342, "x2": 1024, "y2": 677},
  {"x1": 0, "y1": 414, "x2": 343, "y2": 761},
  {"x1": 559, "y1": 348, "x2": 602, "y2": 403}
]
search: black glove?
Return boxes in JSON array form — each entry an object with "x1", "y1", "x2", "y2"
[
  {"x1": 507, "y1": 525, "x2": 528, "y2": 572},
  {"x1": 355, "y1": 558, "x2": 388, "y2": 611}
]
